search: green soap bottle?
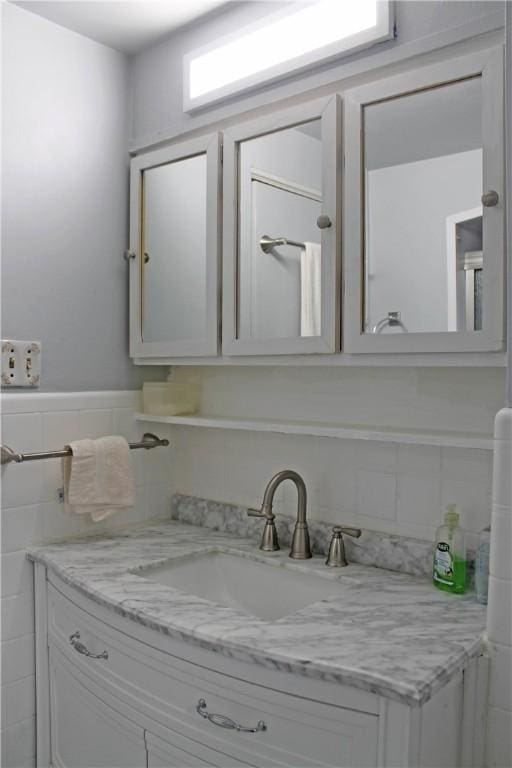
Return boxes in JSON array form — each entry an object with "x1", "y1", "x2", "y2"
[{"x1": 433, "y1": 504, "x2": 466, "y2": 594}]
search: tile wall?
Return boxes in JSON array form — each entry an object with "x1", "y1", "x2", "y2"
[
  {"x1": 1, "y1": 391, "x2": 174, "y2": 768},
  {"x1": 169, "y1": 427, "x2": 493, "y2": 546},
  {"x1": 167, "y1": 365, "x2": 501, "y2": 546},
  {"x1": 487, "y1": 408, "x2": 512, "y2": 767}
]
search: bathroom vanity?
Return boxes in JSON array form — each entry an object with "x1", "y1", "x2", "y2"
[{"x1": 30, "y1": 520, "x2": 488, "y2": 768}]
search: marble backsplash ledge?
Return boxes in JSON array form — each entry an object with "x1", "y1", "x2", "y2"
[{"x1": 170, "y1": 494, "x2": 436, "y2": 578}]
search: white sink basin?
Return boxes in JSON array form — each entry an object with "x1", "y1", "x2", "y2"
[{"x1": 137, "y1": 551, "x2": 341, "y2": 621}]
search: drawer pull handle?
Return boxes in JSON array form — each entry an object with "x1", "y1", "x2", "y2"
[
  {"x1": 196, "y1": 699, "x2": 266, "y2": 733},
  {"x1": 69, "y1": 631, "x2": 109, "y2": 660}
]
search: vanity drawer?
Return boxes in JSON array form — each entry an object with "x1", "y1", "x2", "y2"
[{"x1": 47, "y1": 578, "x2": 379, "y2": 768}]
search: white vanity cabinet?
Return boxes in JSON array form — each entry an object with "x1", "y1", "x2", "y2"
[{"x1": 35, "y1": 566, "x2": 487, "y2": 768}]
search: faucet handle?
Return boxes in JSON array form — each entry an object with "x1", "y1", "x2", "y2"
[
  {"x1": 326, "y1": 527, "x2": 347, "y2": 567},
  {"x1": 335, "y1": 525, "x2": 362, "y2": 539},
  {"x1": 247, "y1": 508, "x2": 264, "y2": 518},
  {"x1": 248, "y1": 508, "x2": 280, "y2": 551},
  {"x1": 325, "y1": 525, "x2": 361, "y2": 567}
]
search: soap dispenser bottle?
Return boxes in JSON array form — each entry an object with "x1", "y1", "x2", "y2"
[{"x1": 433, "y1": 504, "x2": 466, "y2": 594}]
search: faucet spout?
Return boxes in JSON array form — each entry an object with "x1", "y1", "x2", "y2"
[{"x1": 250, "y1": 470, "x2": 312, "y2": 559}]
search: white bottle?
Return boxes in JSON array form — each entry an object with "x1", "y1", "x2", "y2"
[{"x1": 475, "y1": 526, "x2": 490, "y2": 605}]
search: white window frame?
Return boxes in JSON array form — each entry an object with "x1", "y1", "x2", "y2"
[
  {"x1": 183, "y1": 1, "x2": 394, "y2": 112},
  {"x1": 445, "y1": 206, "x2": 482, "y2": 332},
  {"x1": 222, "y1": 95, "x2": 341, "y2": 356},
  {"x1": 343, "y1": 47, "x2": 504, "y2": 354},
  {"x1": 129, "y1": 133, "x2": 222, "y2": 359}
]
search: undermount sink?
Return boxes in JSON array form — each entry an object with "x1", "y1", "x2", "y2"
[{"x1": 136, "y1": 551, "x2": 341, "y2": 621}]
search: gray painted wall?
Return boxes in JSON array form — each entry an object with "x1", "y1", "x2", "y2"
[
  {"x1": 129, "y1": 1, "x2": 504, "y2": 146},
  {"x1": 367, "y1": 150, "x2": 482, "y2": 332},
  {"x1": 1, "y1": 3, "x2": 166, "y2": 391}
]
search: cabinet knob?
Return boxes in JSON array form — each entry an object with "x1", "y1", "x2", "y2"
[
  {"x1": 316, "y1": 215, "x2": 332, "y2": 229},
  {"x1": 481, "y1": 190, "x2": 499, "y2": 207},
  {"x1": 123, "y1": 250, "x2": 136, "y2": 261}
]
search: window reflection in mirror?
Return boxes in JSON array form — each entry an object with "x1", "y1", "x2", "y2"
[
  {"x1": 142, "y1": 154, "x2": 207, "y2": 343},
  {"x1": 237, "y1": 120, "x2": 322, "y2": 340},
  {"x1": 363, "y1": 77, "x2": 483, "y2": 335}
]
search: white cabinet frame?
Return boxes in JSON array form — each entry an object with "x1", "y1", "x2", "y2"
[
  {"x1": 222, "y1": 96, "x2": 341, "y2": 355},
  {"x1": 129, "y1": 133, "x2": 221, "y2": 358},
  {"x1": 343, "y1": 48, "x2": 504, "y2": 354}
]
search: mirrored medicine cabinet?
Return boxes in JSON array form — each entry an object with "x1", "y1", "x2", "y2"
[
  {"x1": 128, "y1": 133, "x2": 221, "y2": 358},
  {"x1": 129, "y1": 48, "x2": 504, "y2": 362},
  {"x1": 344, "y1": 48, "x2": 504, "y2": 353},
  {"x1": 222, "y1": 95, "x2": 341, "y2": 355}
]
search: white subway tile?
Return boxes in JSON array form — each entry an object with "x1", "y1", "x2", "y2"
[
  {"x1": 1, "y1": 635, "x2": 35, "y2": 685},
  {"x1": 347, "y1": 441, "x2": 398, "y2": 473},
  {"x1": 492, "y1": 439, "x2": 512, "y2": 508},
  {"x1": 356, "y1": 470, "x2": 396, "y2": 520},
  {"x1": 2, "y1": 505, "x2": 44, "y2": 554},
  {"x1": 490, "y1": 505, "x2": 512, "y2": 581},
  {"x1": 41, "y1": 501, "x2": 83, "y2": 543},
  {"x1": 487, "y1": 706, "x2": 512, "y2": 768},
  {"x1": 3, "y1": 676, "x2": 35, "y2": 726},
  {"x1": 1, "y1": 717, "x2": 36, "y2": 767},
  {"x1": 441, "y1": 446, "x2": 492, "y2": 481},
  {"x1": 313, "y1": 439, "x2": 357, "y2": 515},
  {"x1": 2, "y1": 390, "x2": 139, "y2": 415},
  {"x1": 42, "y1": 408, "x2": 113, "y2": 448},
  {"x1": 489, "y1": 641, "x2": 512, "y2": 711},
  {"x1": 487, "y1": 575, "x2": 512, "y2": 647},
  {"x1": 440, "y1": 477, "x2": 491, "y2": 533},
  {"x1": 1, "y1": 552, "x2": 33, "y2": 598},
  {"x1": 397, "y1": 473, "x2": 441, "y2": 526},
  {"x1": 398, "y1": 445, "x2": 442, "y2": 475},
  {"x1": 112, "y1": 407, "x2": 139, "y2": 440},
  {"x1": 146, "y1": 485, "x2": 172, "y2": 521},
  {"x1": 1, "y1": 414, "x2": 47, "y2": 508},
  {"x1": 1, "y1": 595, "x2": 34, "y2": 641}
]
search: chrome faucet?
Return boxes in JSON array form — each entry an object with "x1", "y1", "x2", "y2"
[{"x1": 248, "y1": 470, "x2": 312, "y2": 559}]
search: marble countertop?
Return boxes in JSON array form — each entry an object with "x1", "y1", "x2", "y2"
[{"x1": 28, "y1": 519, "x2": 487, "y2": 707}]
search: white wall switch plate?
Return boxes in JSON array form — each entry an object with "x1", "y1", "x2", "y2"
[{"x1": 1, "y1": 340, "x2": 41, "y2": 387}]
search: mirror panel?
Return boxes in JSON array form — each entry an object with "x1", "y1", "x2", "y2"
[
  {"x1": 237, "y1": 120, "x2": 323, "y2": 340},
  {"x1": 363, "y1": 77, "x2": 483, "y2": 335},
  {"x1": 142, "y1": 153, "x2": 207, "y2": 343}
]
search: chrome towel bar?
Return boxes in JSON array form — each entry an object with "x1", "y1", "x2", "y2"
[
  {"x1": 0, "y1": 432, "x2": 169, "y2": 466},
  {"x1": 259, "y1": 234, "x2": 306, "y2": 253}
]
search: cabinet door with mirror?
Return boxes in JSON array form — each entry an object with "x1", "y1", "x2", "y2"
[
  {"x1": 344, "y1": 49, "x2": 504, "y2": 353},
  {"x1": 129, "y1": 134, "x2": 221, "y2": 358},
  {"x1": 223, "y1": 97, "x2": 341, "y2": 355}
]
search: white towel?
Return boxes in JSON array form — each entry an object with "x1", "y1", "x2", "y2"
[
  {"x1": 62, "y1": 436, "x2": 135, "y2": 522},
  {"x1": 300, "y1": 242, "x2": 322, "y2": 337}
]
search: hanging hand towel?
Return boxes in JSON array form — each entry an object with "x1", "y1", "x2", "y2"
[
  {"x1": 62, "y1": 436, "x2": 135, "y2": 522},
  {"x1": 300, "y1": 242, "x2": 322, "y2": 337}
]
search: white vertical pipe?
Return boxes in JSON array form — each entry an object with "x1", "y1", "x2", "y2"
[
  {"x1": 485, "y1": 17, "x2": 512, "y2": 768},
  {"x1": 506, "y1": 3, "x2": 512, "y2": 406}
]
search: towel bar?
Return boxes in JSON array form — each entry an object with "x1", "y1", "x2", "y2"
[
  {"x1": 259, "y1": 234, "x2": 306, "y2": 253},
  {"x1": 0, "y1": 433, "x2": 169, "y2": 466}
]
